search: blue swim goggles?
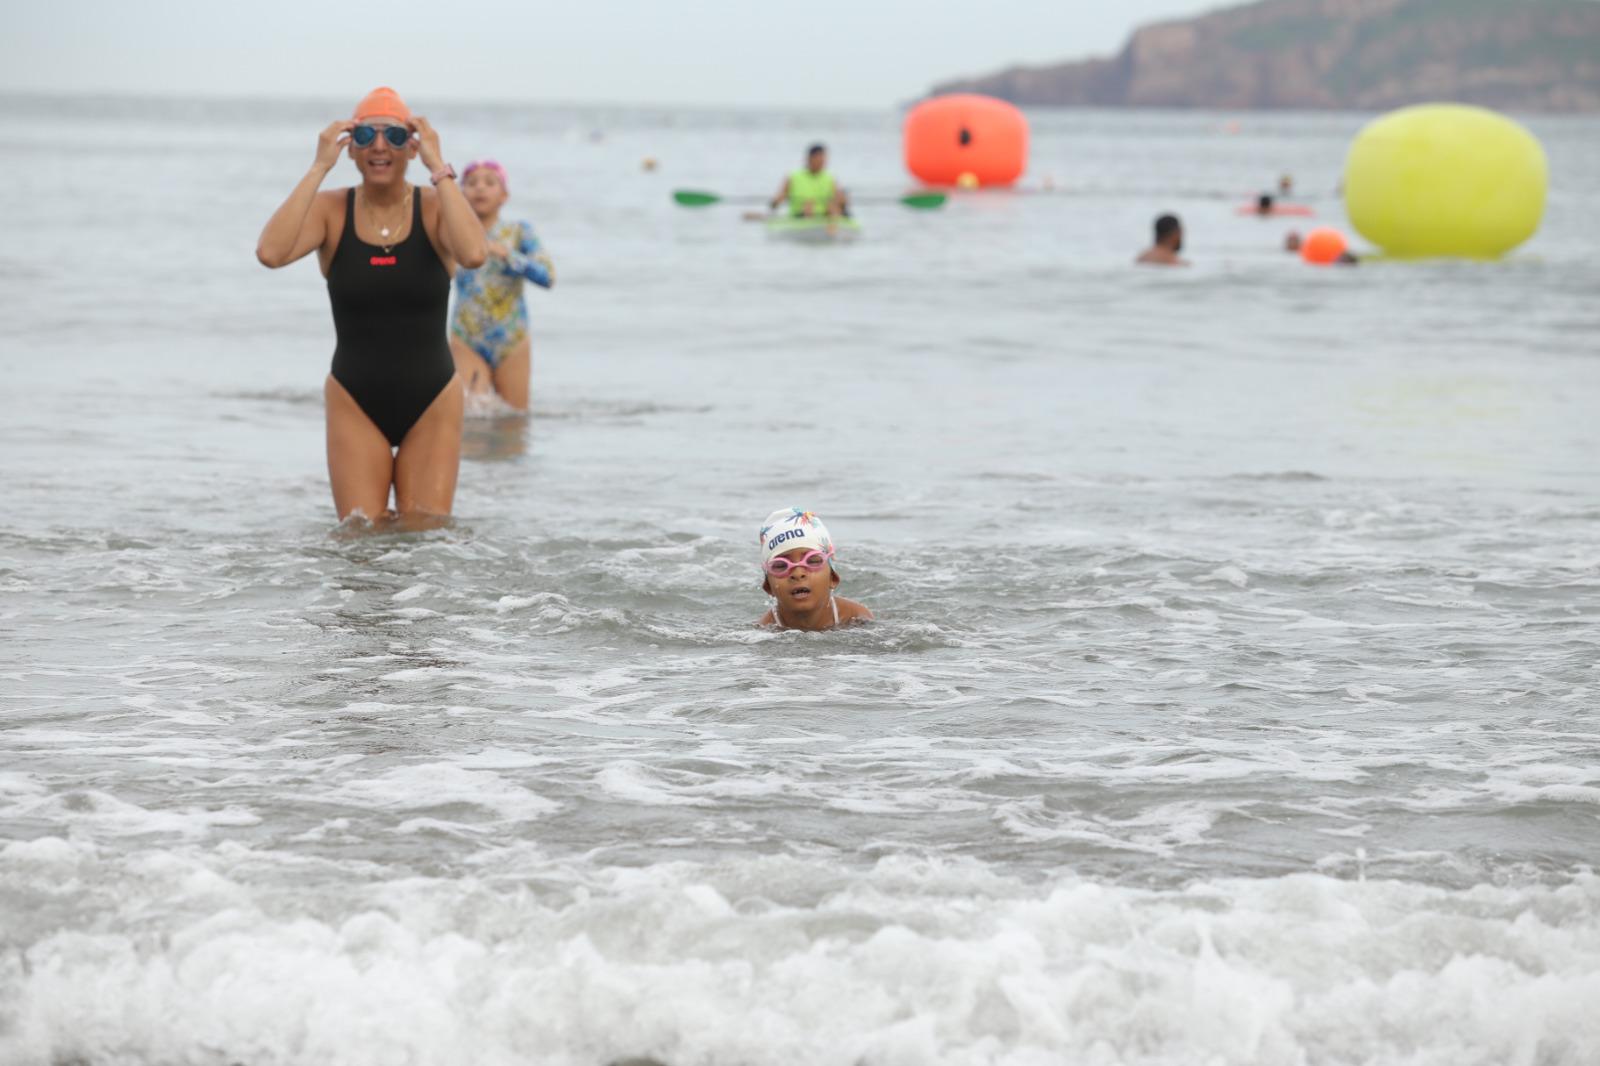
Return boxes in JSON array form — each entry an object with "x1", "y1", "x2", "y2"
[{"x1": 351, "y1": 124, "x2": 411, "y2": 149}]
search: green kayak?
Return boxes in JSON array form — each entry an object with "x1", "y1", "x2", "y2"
[{"x1": 765, "y1": 215, "x2": 862, "y2": 243}]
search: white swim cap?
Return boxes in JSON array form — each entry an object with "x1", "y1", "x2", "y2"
[{"x1": 758, "y1": 507, "x2": 834, "y2": 564}]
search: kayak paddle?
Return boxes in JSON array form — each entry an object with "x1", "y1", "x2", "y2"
[{"x1": 673, "y1": 189, "x2": 946, "y2": 210}]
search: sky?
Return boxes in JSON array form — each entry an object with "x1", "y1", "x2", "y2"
[{"x1": 4, "y1": 0, "x2": 1217, "y2": 109}]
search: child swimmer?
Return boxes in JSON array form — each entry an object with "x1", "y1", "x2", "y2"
[
  {"x1": 757, "y1": 508, "x2": 873, "y2": 630},
  {"x1": 449, "y1": 159, "x2": 554, "y2": 410}
]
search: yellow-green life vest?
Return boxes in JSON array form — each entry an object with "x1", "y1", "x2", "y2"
[{"x1": 788, "y1": 168, "x2": 837, "y2": 216}]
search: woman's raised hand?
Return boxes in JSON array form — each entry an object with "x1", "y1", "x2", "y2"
[
  {"x1": 315, "y1": 121, "x2": 354, "y2": 172},
  {"x1": 412, "y1": 116, "x2": 444, "y2": 171}
]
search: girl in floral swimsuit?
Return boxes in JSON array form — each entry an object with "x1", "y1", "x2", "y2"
[{"x1": 449, "y1": 159, "x2": 554, "y2": 410}]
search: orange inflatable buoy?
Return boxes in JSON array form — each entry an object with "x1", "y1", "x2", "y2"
[
  {"x1": 1301, "y1": 227, "x2": 1349, "y2": 265},
  {"x1": 904, "y1": 94, "x2": 1027, "y2": 188}
]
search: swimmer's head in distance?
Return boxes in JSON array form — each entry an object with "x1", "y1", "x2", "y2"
[
  {"x1": 1155, "y1": 213, "x2": 1182, "y2": 246},
  {"x1": 463, "y1": 159, "x2": 509, "y2": 190}
]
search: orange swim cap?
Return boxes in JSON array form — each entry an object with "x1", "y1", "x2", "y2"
[{"x1": 352, "y1": 87, "x2": 411, "y2": 123}]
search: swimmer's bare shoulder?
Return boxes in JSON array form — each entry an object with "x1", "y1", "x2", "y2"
[
  {"x1": 1136, "y1": 248, "x2": 1188, "y2": 266},
  {"x1": 835, "y1": 597, "x2": 873, "y2": 624},
  {"x1": 754, "y1": 598, "x2": 874, "y2": 629}
]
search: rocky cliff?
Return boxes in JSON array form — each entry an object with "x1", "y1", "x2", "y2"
[{"x1": 930, "y1": 0, "x2": 1600, "y2": 112}]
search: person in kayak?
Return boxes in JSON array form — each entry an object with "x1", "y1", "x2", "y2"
[
  {"x1": 449, "y1": 159, "x2": 554, "y2": 411},
  {"x1": 756, "y1": 508, "x2": 872, "y2": 631},
  {"x1": 1137, "y1": 214, "x2": 1187, "y2": 266},
  {"x1": 769, "y1": 144, "x2": 849, "y2": 219}
]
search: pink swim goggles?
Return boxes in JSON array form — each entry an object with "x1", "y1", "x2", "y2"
[
  {"x1": 764, "y1": 550, "x2": 832, "y2": 577},
  {"x1": 462, "y1": 159, "x2": 508, "y2": 189}
]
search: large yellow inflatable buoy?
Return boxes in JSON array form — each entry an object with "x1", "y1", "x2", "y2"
[
  {"x1": 904, "y1": 94, "x2": 1027, "y2": 188},
  {"x1": 1343, "y1": 104, "x2": 1547, "y2": 259}
]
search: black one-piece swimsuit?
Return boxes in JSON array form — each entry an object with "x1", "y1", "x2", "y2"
[{"x1": 326, "y1": 187, "x2": 454, "y2": 447}]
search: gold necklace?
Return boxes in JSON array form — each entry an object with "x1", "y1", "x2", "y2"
[{"x1": 361, "y1": 187, "x2": 412, "y2": 253}]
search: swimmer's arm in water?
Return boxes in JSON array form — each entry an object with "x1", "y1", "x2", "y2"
[
  {"x1": 255, "y1": 120, "x2": 351, "y2": 268},
  {"x1": 502, "y1": 222, "x2": 554, "y2": 288}
]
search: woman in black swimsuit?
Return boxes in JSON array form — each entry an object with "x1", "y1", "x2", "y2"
[{"x1": 255, "y1": 87, "x2": 487, "y2": 523}]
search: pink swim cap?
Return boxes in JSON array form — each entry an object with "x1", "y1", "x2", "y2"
[{"x1": 463, "y1": 159, "x2": 508, "y2": 191}]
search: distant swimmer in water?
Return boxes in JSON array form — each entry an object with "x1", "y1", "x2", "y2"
[
  {"x1": 449, "y1": 160, "x2": 554, "y2": 412},
  {"x1": 1279, "y1": 173, "x2": 1294, "y2": 197},
  {"x1": 1136, "y1": 214, "x2": 1187, "y2": 266},
  {"x1": 255, "y1": 86, "x2": 487, "y2": 524},
  {"x1": 769, "y1": 144, "x2": 849, "y2": 219},
  {"x1": 1244, "y1": 193, "x2": 1312, "y2": 217},
  {"x1": 757, "y1": 508, "x2": 872, "y2": 631}
]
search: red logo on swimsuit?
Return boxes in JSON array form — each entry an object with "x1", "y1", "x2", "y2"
[{"x1": 369, "y1": 256, "x2": 397, "y2": 266}]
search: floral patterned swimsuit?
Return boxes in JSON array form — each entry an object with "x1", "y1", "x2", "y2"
[{"x1": 449, "y1": 218, "x2": 552, "y2": 369}]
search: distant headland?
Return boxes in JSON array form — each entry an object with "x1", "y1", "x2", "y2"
[{"x1": 928, "y1": 0, "x2": 1600, "y2": 113}]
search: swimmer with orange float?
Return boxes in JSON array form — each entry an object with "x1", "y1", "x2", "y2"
[
  {"x1": 1137, "y1": 214, "x2": 1188, "y2": 267},
  {"x1": 256, "y1": 87, "x2": 488, "y2": 524},
  {"x1": 1286, "y1": 229, "x2": 1359, "y2": 265},
  {"x1": 756, "y1": 508, "x2": 872, "y2": 631}
]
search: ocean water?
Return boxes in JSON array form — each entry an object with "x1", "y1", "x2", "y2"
[{"x1": 2, "y1": 95, "x2": 1599, "y2": 1065}]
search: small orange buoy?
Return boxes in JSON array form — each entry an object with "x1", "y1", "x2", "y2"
[
  {"x1": 904, "y1": 94, "x2": 1027, "y2": 188},
  {"x1": 1301, "y1": 227, "x2": 1349, "y2": 265}
]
